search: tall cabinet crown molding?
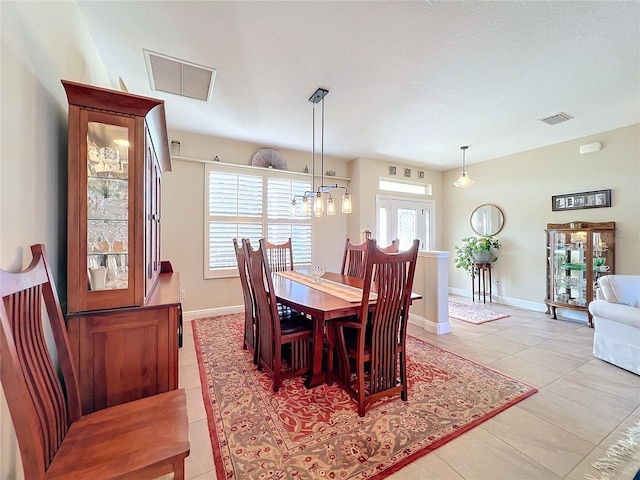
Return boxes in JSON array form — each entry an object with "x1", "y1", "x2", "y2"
[{"x1": 63, "y1": 80, "x2": 180, "y2": 415}]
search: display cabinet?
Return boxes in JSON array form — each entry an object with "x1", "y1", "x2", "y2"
[
  {"x1": 63, "y1": 80, "x2": 180, "y2": 413},
  {"x1": 63, "y1": 80, "x2": 170, "y2": 313},
  {"x1": 544, "y1": 221, "x2": 615, "y2": 327}
]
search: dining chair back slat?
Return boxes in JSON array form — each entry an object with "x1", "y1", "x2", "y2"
[
  {"x1": 263, "y1": 238, "x2": 294, "y2": 272},
  {"x1": 233, "y1": 238, "x2": 258, "y2": 364},
  {"x1": 331, "y1": 238, "x2": 419, "y2": 416},
  {"x1": 243, "y1": 239, "x2": 312, "y2": 392}
]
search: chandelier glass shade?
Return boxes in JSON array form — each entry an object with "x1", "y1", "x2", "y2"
[
  {"x1": 453, "y1": 145, "x2": 474, "y2": 188},
  {"x1": 326, "y1": 195, "x2": 336, "y2": 215},
  {"x1": 291, "y1": 88, "x2": 352, "y2": 217},
  {"x1": 341, "y1": 192, "x2": 352, "y2": 213}
]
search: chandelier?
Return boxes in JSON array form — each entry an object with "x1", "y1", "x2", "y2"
[
  {"x1": 453, "y1": 145, "x2": 474, "y2": 188},
  {"x1": 291, "y1": 88, "x2": 352, "y2": 217}
]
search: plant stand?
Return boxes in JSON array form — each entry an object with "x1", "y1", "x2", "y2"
[{"x1": 472, "y1": 262, "x2": 492, "y2": 304}]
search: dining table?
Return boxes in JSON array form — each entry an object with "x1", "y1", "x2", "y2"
[{"x1": 272, "y1": 270, "x2": 422, "y2": 388}]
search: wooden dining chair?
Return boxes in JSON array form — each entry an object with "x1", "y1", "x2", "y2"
[
  {"x1": 243, "y1": 239, "x2": 313, "y2": 392},
  {"x1": 329, "y1": 239, "x2": 419, "y2": 416},
  {"x1": 263, "y1": 237, "x2": 294, "y2": 272},
  {"x1": 374, "y1": 238, "x2": 400, "y2": 281},
  {"x1": 0, "y1": 244, "x2": 190, "y2": 479},
  {"x1": 234, "y1": 238, "x2": 258, "y2": 364},
  {"x1": 263, "y1": 237, "x2": 299, "y2": 318},
  {"x1": 341, "y1": 237, "x2": 399, "y2": 279},
  {"x1": 341, "y1": 238, "x2": 369, "y2": 278}
]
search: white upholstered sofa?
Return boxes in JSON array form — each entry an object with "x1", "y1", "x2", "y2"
[{"x1": 588, "y1": 275, "x2": 640, "y2": 375}]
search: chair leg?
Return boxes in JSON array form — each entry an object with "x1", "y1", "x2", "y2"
[
  {"x1": 400, "y1": 349, "x2": 408, "y2": 402},
  {"x1": 273, "y1": 349, "x2": 282, "y2": 393},
  {"x1": 356, "y1": 354, "x2": 367, "y2": 417},
  {"x1": 253, "y1": 332, "x2": 260, "y2": 366},
  {"x1": 334, "y1": 326, "x2": 352, "y2": 385},
  {"x1": 326, "y1": 324, "x2": 335, "y2": 385}
]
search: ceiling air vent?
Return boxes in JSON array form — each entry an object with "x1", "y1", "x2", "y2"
[
  {"x1": 538, "y1": 112, "x2": 573, "y2": 126},
  {"x1": 144, "y1": 49, "x2": 216, "y2": 102}
]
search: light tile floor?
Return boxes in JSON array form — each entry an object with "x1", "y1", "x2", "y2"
[{"x1": 179, "y1": 295, "x2": 640, "y2": 479}]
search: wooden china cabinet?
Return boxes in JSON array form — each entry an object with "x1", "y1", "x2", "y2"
[
  {"x1": 63, "y1": 80, "x2": 181, "y2": 414},
  {"x1": 544, "y1": 221, "x2": 615, "y2": 327}
]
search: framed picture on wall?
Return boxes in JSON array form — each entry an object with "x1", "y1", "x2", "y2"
[{"x1": 552, "y1": 189, "x2": 611, "y2": 211}]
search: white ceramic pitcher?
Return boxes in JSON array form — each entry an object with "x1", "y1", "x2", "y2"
[{"x1": 89, "y1": 266, "x2": 107, "y2": 291}]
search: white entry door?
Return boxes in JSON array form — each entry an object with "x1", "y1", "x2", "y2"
[{"x1": 376, "y1": 196, "x2": 434, "y2": 251}]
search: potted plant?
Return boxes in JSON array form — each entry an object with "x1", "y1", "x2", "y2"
[{"x1": 453, "y1": 235, "x2": 501, "y2": 275}]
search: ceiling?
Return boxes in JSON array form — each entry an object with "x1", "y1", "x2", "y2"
[{"x1": 77, "y1": 1, "x2": 639, "y2": 170}]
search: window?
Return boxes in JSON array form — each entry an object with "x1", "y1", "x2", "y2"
[
  {"x1": 205, "y1": 163, "x2": 312, "y2": 278},
  {"x1": 379, "y1": 177, "x2": 432, "y2": 196},
  {"x1": 377, "y1": 196, "x2": 435, "y2": 251}
]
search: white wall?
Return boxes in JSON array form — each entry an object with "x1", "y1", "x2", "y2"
[
  {"x1": 444, "y1": 124, "x2": 640, "y2": 312},
  {"x1": 0, "y1": 2, "x2": 109, "y2": 478}
]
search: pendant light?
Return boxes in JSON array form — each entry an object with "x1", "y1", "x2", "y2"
[
  {"x1": 291, "y1": 88, "x2": 353, "y2": 217},
  {"x1": 453, "y1": 145, "x2": 474, "y2": 188}
]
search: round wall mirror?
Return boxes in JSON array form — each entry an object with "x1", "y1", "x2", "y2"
[{"x1": 470, "y1": 204, "x2": 505, "y2": 236}]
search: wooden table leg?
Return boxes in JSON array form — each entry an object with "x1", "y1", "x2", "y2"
[{"x1": 304, "y1": 315, "x2": 326, "y2": 388}]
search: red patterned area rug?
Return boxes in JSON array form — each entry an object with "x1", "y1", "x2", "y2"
[
  {"x1": 449, "y1": 301, "x2": 510, "y2": 324},
  {"x1": 193, "y1": 314, "x2": 536, "y2": 479}
]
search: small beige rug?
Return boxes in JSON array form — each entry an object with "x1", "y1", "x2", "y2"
[{"x1": 449, "y1": 301, "x2": 509, "y2": 324}]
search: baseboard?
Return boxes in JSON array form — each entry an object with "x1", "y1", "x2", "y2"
[
  {"x1": 409, "y1": 313, "x2": 451, "y2": 335},
  {"x1": 430, "y1": 320, "x2": 451, "y2": 334},
  {"x1": 183, "y1": 305, "x2": 243, "y2": 322},
  {"x1": 408, "y1": 313, "x2": 425, "y2": 328},
  {"x1": 448, "y1": 287, "x2": 548, "y2": 312}
]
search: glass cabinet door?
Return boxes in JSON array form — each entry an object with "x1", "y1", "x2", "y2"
[
  {"x1": 592, "y1": 230, "x2": 614, "y2": 293},
  {"x1": 551, "y1": 230, "x2": 588, "y2": 307},
  {"x1": 86, "y1": 121, "x2": 130, "y2": 292}
]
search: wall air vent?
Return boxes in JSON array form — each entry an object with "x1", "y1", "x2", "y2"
[
  {"x1": 144, "y1": 49, "x2": 216, "y2": 102},
  {"x1": 538, "y1": 112, "x2": 573, "y2": 126}
]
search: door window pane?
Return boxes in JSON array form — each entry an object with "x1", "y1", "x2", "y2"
[{"x1": 397, "y1": 208, "x2": 417, "y2": 251}]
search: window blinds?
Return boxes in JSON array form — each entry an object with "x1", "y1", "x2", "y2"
[{"x1": 205, "y1": 163, "x2": 312, "y2": 278}]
